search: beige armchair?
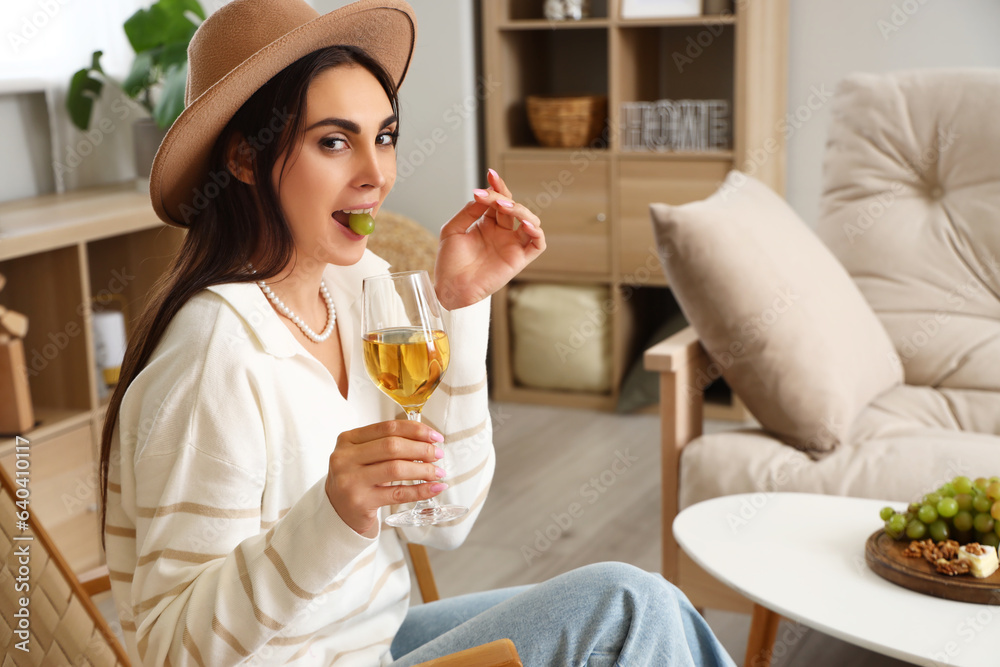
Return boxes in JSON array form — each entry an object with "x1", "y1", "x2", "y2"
[{"x1": 645, "y1": 69, "x2": 1000, "y2": 661}]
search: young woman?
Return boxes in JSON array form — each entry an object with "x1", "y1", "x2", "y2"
[{"x1": 100, "y1": 0, "x2": 736, "y2": 665}]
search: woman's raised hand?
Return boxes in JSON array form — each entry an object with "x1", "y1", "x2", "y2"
[
  {"x1": 434, "y1": 169, "x2": 546, "y2": 310},
  {"x1": 325, "y1": 420, "x2": 447, "y2": 537}
]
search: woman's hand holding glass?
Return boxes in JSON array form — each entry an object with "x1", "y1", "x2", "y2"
[
  {"x1": 324, "y1": 420, "x2": 447, "y2": 537},
  {"x1": 434, "y1": 169, "x2": 545, "y2": 310},
  {"x1": 360, "y1": 270, "x2": 468, "y2": 527}
]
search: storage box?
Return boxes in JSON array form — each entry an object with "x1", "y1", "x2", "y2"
[
  {"x1": 526, "y1": 95, "x2": 608, "y2": 149},
  {"x1": 0, "y1": 337, "x2": 34, "y2": 434},
  {"x1": 508, "y1": 283, "x2": 612, "y2": 393}
]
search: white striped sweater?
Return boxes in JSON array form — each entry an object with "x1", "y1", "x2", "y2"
[{"x1": 105, "y1": 251, "x2": 494, "y2": 665}]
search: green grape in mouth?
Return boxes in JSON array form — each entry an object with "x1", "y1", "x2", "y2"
[{"x1": 349, "y1": 212, "x2": 375, "y2": 235}]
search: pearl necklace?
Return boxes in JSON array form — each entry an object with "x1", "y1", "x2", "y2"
[{"x1": 251, "y1": 267, "x2": 336, "y2": 343}]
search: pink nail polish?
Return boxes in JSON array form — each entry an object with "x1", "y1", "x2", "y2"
[
  {"x1": 473, "y1": 188, "x2": 489, "y2": 198},
  {"x1": 498, "y1": 199, "x2": 514, "y2": 208},
  {"x1": 488, "y1": 168, "x2": 499, "y2": 179},
  {"x1": 435, "y1": 467, "x2": 447, "y2": 479},
  {"x1": 430, "y1": 483, "x2": 448, "y2": 493},
  {"x1": 435, "y1": 447, "x2": 445, "y2": 459},
  {"x1": 429, "y1": 431, "x2": 444, "y2": 443},
  {"x1": 520, "y1": 219, "x2": 535, "y2": 230}
]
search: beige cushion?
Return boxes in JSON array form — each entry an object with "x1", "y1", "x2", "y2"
[
  {"x1": 650, "y1": 171, "x2": 903, "y2": 453},
  {"x1": 680, "y1": 384, "x2": 1000, "y2": 510},
  {"x1": 816, "y1": 69, "x2": 1000, "y2": 392},
  {"x1": 680, "y1": 425, "x2": 1000, "y2": 512},
  {"x1": 854, "y1": 384, "x2": 1000, "y2": 436},
  {"x1": 508, "y1": 283, "x2": 612, "y2": 393}
]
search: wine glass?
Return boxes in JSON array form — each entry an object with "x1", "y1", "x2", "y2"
[{"x1": 361, "y1": 270, "x2": 469, "y2": 527}]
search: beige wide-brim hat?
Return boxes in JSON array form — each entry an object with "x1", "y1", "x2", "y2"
[{"x1": 149, "y1": 0, "x2": 417, "y2": 227}]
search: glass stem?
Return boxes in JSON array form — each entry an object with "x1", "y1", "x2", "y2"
[{"x1": 406, "y1": 409, "x2": 438, "y2": 513}]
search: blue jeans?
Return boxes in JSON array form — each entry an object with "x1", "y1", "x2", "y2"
[{"x1": 389, "y1": 562, "x2": 736, "y2": 667}]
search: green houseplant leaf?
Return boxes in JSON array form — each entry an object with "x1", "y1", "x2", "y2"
[
  {"x1": 67, "y1": 51, "x2": 106, "y2": 131},
  {"x1": 66, "y1": 0, "x2": 204, "y2": 131},
  {"x1": 121, "y1": 50, "x2": 155, "y2": 111},
  {"x1": 157, "y1": 40, "x2": 190, "y2": 73},
  {"x1": 154, "y1": 62, "x2": 188, "y2": 130},
  {"x1": 124, "y1": 0, "x2": 203, "y2": 54}
]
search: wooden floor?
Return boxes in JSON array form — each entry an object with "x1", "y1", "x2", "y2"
[{"x1": 425, "y1": 401, "x2": 913, "y2": 666}]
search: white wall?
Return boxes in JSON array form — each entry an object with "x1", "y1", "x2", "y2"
[
  {"x1": 311, "y1": 0, "x2": 480, "y2": 234},
  {"x1": 785, "y1": 0, "x2": 1000, "y2": 225}
]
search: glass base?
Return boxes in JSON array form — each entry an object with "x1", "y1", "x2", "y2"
[{"x1": 385, "y1": 503, "x2": 469, "y2": 527}]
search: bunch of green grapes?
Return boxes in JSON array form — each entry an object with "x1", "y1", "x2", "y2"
[{"x1": 880, "y1": 476, "x2": 1000, "y2": 547}]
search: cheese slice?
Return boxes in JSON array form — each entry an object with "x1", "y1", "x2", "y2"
[{"x1": 958, "y1": 543, "x2": 999, "y2": 578}]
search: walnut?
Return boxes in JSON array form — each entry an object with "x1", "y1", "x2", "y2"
[
  {"x1": 902, "y1": 539, "x2": 938, "y2": 559},
  {"x1": 935, "y1": 558, "x2": 970, "y2": 576},
  {"x1": 965, "y1": 543, "x2": 987, "y2": 556},
  {"x1": 901, "y1": 538, "x2": 979, "y2": 577},
  {"x1": 938, "y1": 540, "x2": 961, "y2": 560}
]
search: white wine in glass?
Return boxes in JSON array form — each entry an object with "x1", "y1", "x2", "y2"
[{"x1": 361, "y1": 270, "x2": 469, "y2": 527}]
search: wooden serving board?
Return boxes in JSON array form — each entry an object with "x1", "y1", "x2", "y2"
[{"x1": 865, "y1": 530, "x2": 1000, "y2": 605}]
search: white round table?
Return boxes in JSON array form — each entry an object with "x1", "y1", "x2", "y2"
[{"x1": 674, "y1": 492, "x2": 1000, "y2": 667}]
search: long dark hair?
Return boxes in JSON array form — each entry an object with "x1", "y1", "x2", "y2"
[{"x1": 99, "y1": 45, "x2": 399, "y2": 537}]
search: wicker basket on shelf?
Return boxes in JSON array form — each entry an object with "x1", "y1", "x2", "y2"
[{"x1": 526, "y1": 95, "x2": 607, "y2": 148}]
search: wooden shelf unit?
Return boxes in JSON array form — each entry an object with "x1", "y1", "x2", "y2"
[
  {"x1": 0, "y1": 183, "x2": 184, "y2": 574},
  {"x1": 482, "y1": 0, "x2": 787, "y2": 415}
]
